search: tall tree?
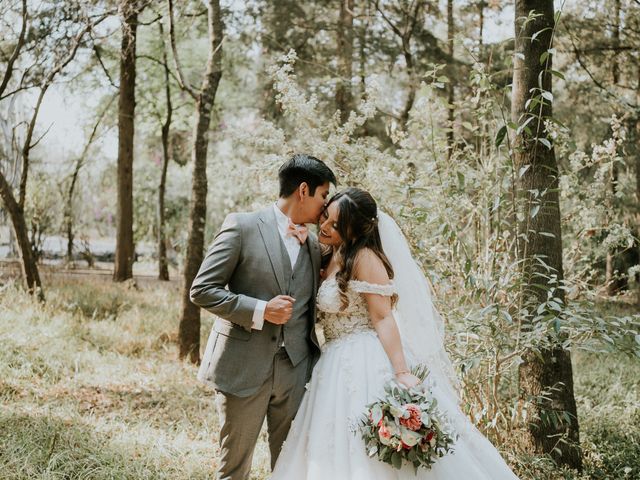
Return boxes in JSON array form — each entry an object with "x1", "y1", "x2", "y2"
[
  {"x1": 114, "y1": 0, "x2": 144, "y2": 282},
  {"x1": 446, "y1": 0, "x2": 455, "y2": 155},
  {"x1": 157, "y1": 21, "x2": 173, "y2": 281},
  {"x1": 0, "y1": 0, "x2": 40, "y2": 298},
  {"x1": 169, "y1": 0, "x2": 224, "y2": 362},
  {"x1": 478, "y1": 0, "x2": 485, "y2": 49},
  {"x1": 605, "y1": 0, "x2": 622, "y2": 295},
  {"x1": 512, "y1": 0, "x2": 582, "y2": 469},
  {"x1": 336, "y1": 0, "x2": 355, "y2": 123}
]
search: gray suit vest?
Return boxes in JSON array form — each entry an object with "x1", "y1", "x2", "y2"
[{"x1": 277, "y1": 237, "x2": 314, "y2": 366}]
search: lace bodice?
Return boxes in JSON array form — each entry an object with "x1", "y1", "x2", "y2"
[{"x1": 317, "y1": 277, "x2": 396, "y2": 343}]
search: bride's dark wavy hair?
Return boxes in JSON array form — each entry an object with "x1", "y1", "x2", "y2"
[{"x1": 326, "y1": 187, "x2": 396, "y2": 309}]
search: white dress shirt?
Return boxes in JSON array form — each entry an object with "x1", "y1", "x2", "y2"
[{"x1": 251, "y1": 204, "x2": 302, "y2": 330}]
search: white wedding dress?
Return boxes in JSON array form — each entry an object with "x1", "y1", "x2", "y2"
[{"x1": 271, "y1": 213, "x2": 520, "y2": 480}]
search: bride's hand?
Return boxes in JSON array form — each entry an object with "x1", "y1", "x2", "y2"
[{"x1": 395, "y1": 372, "x2": 421, "y2": 389}]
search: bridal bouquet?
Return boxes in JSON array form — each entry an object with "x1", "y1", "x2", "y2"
[{"x1": 357, "y1": 366, "x2": 456, "y2": 472}]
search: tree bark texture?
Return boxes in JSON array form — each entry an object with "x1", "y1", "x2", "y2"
[
  {"x1": 478, "y1": 0, "x2": 484, "y2": 49},
  {"x1": 177, "y1": 0, "x2": 224, "y2": 363},
  {"x1": 158, "y1": 23, "x2": 172, "y2": 281},
  {"x1": 336, "y1": 0, "x2": 354, "y2": 124},
  {"x1": 446, "y1": 0, "x2": 455, "y2": 156},
  {"x1": 114, "y1": 0, "x2": 139, "y2": 282},
  {"x1": 512, "y1": 0, "x2": 582, "y2": 469}
]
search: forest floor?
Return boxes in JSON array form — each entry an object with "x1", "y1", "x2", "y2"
[{"x1": 0, "y1": 273, "x2": 638, "y2": 479}]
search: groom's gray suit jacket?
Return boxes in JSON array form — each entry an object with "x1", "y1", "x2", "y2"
[{"x1": 190, "y1": 206, "x2": 322, "y2": 397}]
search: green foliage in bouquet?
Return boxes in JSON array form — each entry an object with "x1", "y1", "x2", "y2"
[{"x1": 358, "y1": 366, "x2": 457, "y2": 473}]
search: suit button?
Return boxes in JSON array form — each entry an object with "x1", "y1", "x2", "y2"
[{"x1": 271, "y1": 336, "x2": 277, "y2": 341}]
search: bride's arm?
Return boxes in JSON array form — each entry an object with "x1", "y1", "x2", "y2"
[{"x1": 354, "y1": 250, "x2": 420, "y2": 389}]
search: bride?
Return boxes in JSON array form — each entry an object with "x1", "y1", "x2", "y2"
[{"x1": 271, "y1": 187, "x2": 519, "y2": 479}]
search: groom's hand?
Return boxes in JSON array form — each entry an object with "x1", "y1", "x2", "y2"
[{"x1": 264, "y1": 295, "x2": 296, "y2": 325}]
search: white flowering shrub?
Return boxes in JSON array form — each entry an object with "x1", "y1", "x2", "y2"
[{"x1": 558, "y1": 115, "x2": 638, "y2": 291}]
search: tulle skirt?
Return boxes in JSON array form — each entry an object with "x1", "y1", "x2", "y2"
[{"x1": 271, "y1": 330, "x2": 519, "y2": 480}]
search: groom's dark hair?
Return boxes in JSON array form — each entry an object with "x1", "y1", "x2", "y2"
[{"x1": 278, "y1": 154, "x2": 337, "y2": 197}]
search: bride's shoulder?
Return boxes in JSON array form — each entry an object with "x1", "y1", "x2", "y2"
[{"x1": 353, "y1": 248, "x2": 391, "y2": 286}]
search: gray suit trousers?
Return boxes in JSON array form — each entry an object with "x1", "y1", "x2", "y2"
[{"x1": 214, "y1": 348, "x2": 311, "y2": 480}]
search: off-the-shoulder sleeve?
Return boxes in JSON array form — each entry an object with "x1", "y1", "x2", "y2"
[{"x1": 349, "y1": 280, "x2": 396, "y2": 296}]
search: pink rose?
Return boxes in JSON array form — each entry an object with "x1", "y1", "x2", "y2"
[
  {"x1": 378, "y1": 422, "x2": 391, "y2": 440},
  {"x1": 399, "y1": 404, "x2": 422, "y2": 431}
]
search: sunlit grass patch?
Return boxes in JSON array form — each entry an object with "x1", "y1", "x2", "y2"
[
  {"x1": 1, "y1": 277, "x2": 638, "y2": 479},
  {"x1": 0, "y1": 276, "x2": 276, "y2": 479},
  {"x1": 0, "y1": 407, "x2": 217, "y2": 480}
]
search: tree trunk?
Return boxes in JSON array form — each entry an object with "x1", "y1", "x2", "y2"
[
  {"x1": 512, "y1": 0, "x2": 582, "y2": 469},
  {"x1": 0, "y1": 172, "x2": 43, "y2": 301},
  {"x1": 158, "y1": 23, "x2": 172, "y2": 282},
  {"x1": 446, "y1": 0, "x2": 455, "y2": 156},
  {"x1": 612, "y1": 0, "x2": 621, "y2": 85},
  {"x1": 66, "y1": 170, "x2": 79, "y2": 262},
  {"x1": 177, "y1": 0, "x2": 224, "y2": 363},
  {"x1": 478, "y1": 0, "x2": 484, "y2": 49},
  {"x1": 114, "y1": 1, "x2": 139, "y2": 282},
  {"x1": 358, "y1": 0, "x2": 369, "y2": 100},
  {"x1": 605, "y1": 0, "x2": 622, "y2": 296},
  {"x1": 336, "y1": 0, "x2": 354, "y2": 123},
  {"x1": 400, "y1": 40, "x2": 416, "y2": 129}
]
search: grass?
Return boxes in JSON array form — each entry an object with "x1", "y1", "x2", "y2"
[{"x1": 0, "y1": 274, "x2": 638, "y2": 479}]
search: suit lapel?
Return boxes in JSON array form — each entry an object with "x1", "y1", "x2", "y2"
[
  {"x1": 308, "y1": 234, "x2": 320, "y2": 297},
  {"x1": 257, "y1": 207, "x2": 287, "y2": 294}
]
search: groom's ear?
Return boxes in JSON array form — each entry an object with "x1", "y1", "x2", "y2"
[{"x1": 298, "y1": 182, "x2": 310, "y2": 200}]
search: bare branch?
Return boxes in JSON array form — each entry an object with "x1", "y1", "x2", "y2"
[
  {"x1": 0, "y1": 0, "x2": 28, "y2": 98},
  {"x1": 137, "y1": 54, "x2": 182, "y2": 85},
  {"x1": 167, "y1": 0, "x2": 198, "y2": 99},
  {"x1": 92, "y1": 42, "x2": 118, "y2": 89},
  {"x1": 0, "y1": 84, "x2": 38, "y2": 101},
  {"x1": 138, "y1": 13, "x2": 162, "y2": 26},
  {"x1": 567, "y1": 29, "x2": 637, "y2": 110},
  {"x1": 18, "y1": 11, "x2": 112, "y2": 209},
  {"x1": 29, "y1": 122, "x2": 54, "y2": 150},
  {"x1": 74, "y1": 93, "x2": 117, "y2": 179},
  {"x1": 373, "y1": 0, "x2": 403, "y2": 39}
]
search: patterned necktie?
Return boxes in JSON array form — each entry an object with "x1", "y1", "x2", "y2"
[{"x1": 286, "y1": 218, "x2": 308, "y2": 244}]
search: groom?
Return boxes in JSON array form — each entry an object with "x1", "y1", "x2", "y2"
[{"x1": 190, "y1": 154, "x2": 336, "y2": 480}]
